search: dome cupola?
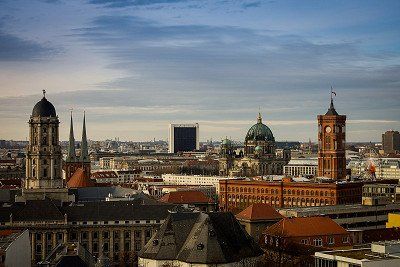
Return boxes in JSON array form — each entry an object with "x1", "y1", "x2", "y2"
[
  {"x1": 32, "y1": 90, "x2": 56, "y2": 117},
  {"x1": 245, "y1": 113, "x2": 275, "y2": 142}
]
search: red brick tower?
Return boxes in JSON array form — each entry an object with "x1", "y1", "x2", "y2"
[{"x1": 317, "y1": 91, "x2": 347, "y2": 179}]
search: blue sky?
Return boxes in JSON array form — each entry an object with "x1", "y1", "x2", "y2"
[{"x1": 0, "y1": 0, "x2": 399, "y2": 142}]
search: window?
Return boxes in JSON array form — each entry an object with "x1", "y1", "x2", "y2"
[
  {"x1": 93, "y1": 243, "x2": 98, "y2": 252},
  {"x1": 301, "y1": 239, "x2": 308, "y2": 245},
  {"x1": 93, "y1": 231, "x2": 98, "y2": 239},
  {"x1": 342, "y1": 236, "x2": 349, "y2": 243},
  {"x1": 134, "y1": 230, "x2": 141, "y2": 238},
  {"x1": 103, "y1": 242, "x2": 109, "y2": 252},
  {"x1": 81, "y1": 232, "x2": 88, "y2": 240},
  {"x1": 124, "y1": 242, "x2": 130, "y2": 251},
  {"x1": 124, "y1": 231, "x2": 131, "y2": 239},
  {"x1": 114, "y1": 231, "x2": 119, "y2": 239},
  {"x1": 313, "y1": 238, "x2": 323, "y2": 247},
  {"x1": 103, "y1": 231, "x2": 109, "y2": 239},
  {"x1": 328, "y1": 236, "x2": 334, "y2": 245}
]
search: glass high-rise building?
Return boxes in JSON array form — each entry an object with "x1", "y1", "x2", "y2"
[{"x1": 169, "y1": 123, "x2": 199, "y2": 153}]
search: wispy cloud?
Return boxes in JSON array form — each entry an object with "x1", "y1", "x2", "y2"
[{"x1": 88, "y1": 0, "x2": 189, "y2": 8}]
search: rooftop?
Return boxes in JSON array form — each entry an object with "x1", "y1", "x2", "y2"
[
  {"x1": 159, "y1": 190, "x2": 214, "y2": 204},
  {"x1": 139, "y1": 211, "x2": 263, "y2": 263},
  {"x1": 236, "y1": 203, "x2": 283, "y2": 222},
  {"x1": 264, "y1": 216, "x2": 348, "y2": 237}
]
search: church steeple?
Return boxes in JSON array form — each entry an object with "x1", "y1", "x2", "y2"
[
  {"x1": 66, "y1": 110, "x2": 76, "y2": 162},
  {"x1": 80, "y1": 111, "x2": 89, "y2": 162}
]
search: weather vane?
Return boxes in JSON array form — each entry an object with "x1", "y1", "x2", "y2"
[{"x1": 330, "y1": 86, "x2": 336, "y2": 102}]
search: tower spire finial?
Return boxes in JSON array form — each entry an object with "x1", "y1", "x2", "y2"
[
  {"x1": 325, "y1": 86, "x2": 338, "y2": 115},
  {"x1": 67, "y1": 108, "x2": 76, "y2": 162},
  {"x1": 42, "y1": 89, "x2": 46, "y2": 98},
  {"x1": 257, "y1": 108, "x2": 262, "y2": 123},
  {"x1": 80, "y1": 111, "x2": 89, "y2": 163}
]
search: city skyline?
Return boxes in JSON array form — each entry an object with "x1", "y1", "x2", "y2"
[{"x1": 1, "y1": 0, "x2": 399, "y2": 142}]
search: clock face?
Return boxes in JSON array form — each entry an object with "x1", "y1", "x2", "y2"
[{"x1": 325, "y1": 126, "x2": 332, "y2": 133}]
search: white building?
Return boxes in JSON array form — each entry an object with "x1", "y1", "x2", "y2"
[
  {"x1": 315, "y1": 240, "x2": 400, "y2": 267},
  {"x1": 283, "y1": 158, "x2": 318, "y2": 177},
  {"x1": 0, "y1": 229, "x2": 31, "y2": 267},
  {"x1": 162, "y1": 174, "x2": 232, "y2": 193}
]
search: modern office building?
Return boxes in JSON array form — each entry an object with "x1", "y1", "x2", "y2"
[
  {"x1": 278, "y1": 202, "x2": 400, "y2": 230},
  {"x1": 382, "y1": 130, "x2": 400, "y2": 155},
  {"x1": 315, "y1": 241, "x2": 400, "y2": 267},
  {"x1": 168, "y1": 123, "x2": 199, "y2": 153}
]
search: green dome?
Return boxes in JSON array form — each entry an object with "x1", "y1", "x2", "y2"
[
  {"x1": 255, "y1": 145, "x2": 262, "y2": 151},
  {"x1": 245, "y1": 113, "x2": 275, "y2": 142},
  {"x1": 221, "y1": 138, "x2": 232, "y2": 146}
]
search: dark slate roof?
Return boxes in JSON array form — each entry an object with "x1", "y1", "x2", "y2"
[
  {"x1": 139, "y1": 212, "x2": 263, "y2": 264},
  {"x1": 32, "y1": 97, "x2": 57, "y2": 117},
  {"x1": 72, "y1": 186, "x2": 148, "y2": 202},
  {"x1": 10, "y1": 198, "x2": 64, "y2": 222},
  {"x1": 62, "y1": 201, "x2": 175, "y2": 222},
  {"x1": 325, "y1": 100, "x2": 339, "y2": 116},
  {"x1": 55, "y1": 256, "x2": 89, "y2": 267},
  {"x1": 0, "y1": 198, "x2": 175, "y2": 223}
]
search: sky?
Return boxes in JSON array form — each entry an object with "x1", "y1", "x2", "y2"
[{"x1": 0, "y1": 0, "x2": 399, "y2": 142}]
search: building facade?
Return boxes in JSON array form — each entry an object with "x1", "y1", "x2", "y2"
[
  {"x1": 219, "y1": 113, "x2": 290, "y2": 177},
  {"x1": 283, "y1": 158, "x2": 318, "y2": 177},
  {"x1": 218, "y1": 177, "x2": 363, "y2": 212},
  {"x1": 0, "y1": 199, "x2": 175, "y2": 266},
  {"x1": 317, "y1": 98, "x2": 347, "y2": 179},
  {"x1": 382, "y1": 130, "x2": 400, "y2": 155}
]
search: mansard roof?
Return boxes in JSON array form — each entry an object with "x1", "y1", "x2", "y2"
[
  {"x1": 0, "y1": 198, "x2": 175, "y2": 223},
  {"x1": 139, "y1": 212, "x2": 263, "y2": 264}
]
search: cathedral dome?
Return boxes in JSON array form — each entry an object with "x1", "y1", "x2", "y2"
[
  {"x1": 245, "y1": 113, "x2": 275, "y2": 142},
  {"x1": 32, "y1": 94, "x2": 56, "y2": 117},
  {"x1": 221, "y1": 138, "x2": 232, "y2": 146}
]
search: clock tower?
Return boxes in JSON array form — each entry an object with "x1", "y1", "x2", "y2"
[{"x1": 317, "y1": 94, "x2": 347, "y2": 179}]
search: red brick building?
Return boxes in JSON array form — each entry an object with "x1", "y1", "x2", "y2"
[
  {"x1": 219, "y1": 177, "x2": 363, "y2": 212},
  {"x1": 263, "y1": 216, "x2": 352, "y2": 249}
]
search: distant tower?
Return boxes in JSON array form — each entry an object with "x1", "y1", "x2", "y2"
[
  {"x1": 25, "y1": 90, "x2": 63, "y2": 189},
  {"x1": 65, "y1": 111, "x2": 91, "y2": 182},
  {"x1": 317, "y1": 89, "x2": 347, "y2": 179}
]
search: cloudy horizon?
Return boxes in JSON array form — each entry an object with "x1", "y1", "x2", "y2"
[{"x1": 1, "y1": 0, "x2": 399, "y2": 142}]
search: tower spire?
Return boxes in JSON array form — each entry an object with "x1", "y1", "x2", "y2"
[
  {"x1": 326, "y1": 86, "x2": 338, "y2": 115},
  {"x1": 66, "y1": 109, "x2": 76, "y2": 162},
  {"x1": 80, "y1": 111, "x2": 89, "y2": 162}
]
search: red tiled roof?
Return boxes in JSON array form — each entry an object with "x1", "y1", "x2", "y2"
[
  {"x1": 159, "y1": 191, "x2": 213, "y2": 204},
  {"x1": 264, "y1": 216, "x2": 347, "y2": 237},
  {"x1": 67, "y1": 168, "x2": 95, "y2": 188},
  {"x1": 236, "y1": 204, "x2": 283, "y2": 221},
  {"x1": 0, "y1": 230, "x2": 18, "y2": 237}
]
